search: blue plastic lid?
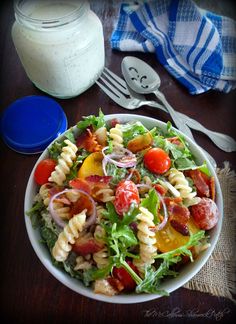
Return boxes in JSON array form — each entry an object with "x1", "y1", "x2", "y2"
[{"x1": 0, "y1": 95, "x2": 68, "y2": 154}]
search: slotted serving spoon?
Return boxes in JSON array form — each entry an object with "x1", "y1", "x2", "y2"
[{"x1": 121, "y1": 56, "x2": 236, "y2": 153}]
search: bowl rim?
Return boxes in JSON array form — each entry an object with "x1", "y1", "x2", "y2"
[{"x1": 24, "y1": 113, "x2": 223, "y2": 304}]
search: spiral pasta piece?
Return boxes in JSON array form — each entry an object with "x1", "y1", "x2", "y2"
[
  {"x1": 52, "y1": 209, "x2": 86, "y2": 262},
  {"x1": 109, "y1": 124, "x2": 123, "y2": 149},
  {"x1": 93, "y1": 186, "x2": 115, "y2": 203},
  {"x1": 96, "y1": 205, "x2": 106, "y2": 224},
  {"x1": 93, "y1": 247, "x2": 109, "y2": 269},
  {"x1": 39, "y1": 183, "x2": 54, "y2": 206},
  {"x1": 168, "y1": 168, "x2": 195, "y2": 199},
  {"x1": 49, "y1": 139, "x2": 78, "y2": 186},
  {"x1": 74, "y1": 255, "x2": 92, "y2": 271},
  {"x1": 134, "y1": 207, "x2": 157, "y2": 271},
  {"x1": 93, "y1": 225, "x2": 109, "y2": 269},
  {"x1": 52, "y1": 201, "x2": 71, "y2": 220}
]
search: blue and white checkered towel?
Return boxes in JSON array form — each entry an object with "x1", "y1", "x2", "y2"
[{"x1": 110, "y1": 0, "x2": 236, "y2": 94}]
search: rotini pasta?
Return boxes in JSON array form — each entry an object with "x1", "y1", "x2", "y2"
[
  {"x1": 93, "y1": 225, "x2": 109, "y2": 269},
  {"x1": 109, "y1": 124, "x2": 123, "y2": 149},
  {"x1": 93, "y1": 247, "x2": 109, "y2": 269},
  {"x1": 52, "y1": 201, "x2": 71, "y2": 220},
  {"x1": 52, "y1": 209, "x2": 86, "y2": 262},
  {"x1": 94, "y1": 279, "x2": 117, "y2": 296},
  {"x1": 168, "y1": 168, "x2": 200, "y2": 206},
  {"x1": 74, "y1": 255, "x2": 92, "y2": 271},
  {"x1": 134, "y1": 207, "x2": 157, "y2": 271},
  {"x1": 39, "y1": 183, "x2": 54, "y2": 206},
  {"x1": 96, "y1": 204, "x2": 106, "y2": 224},
  {"x1": 49, "y1": 139, "x2": 78, "y2": 186},
  {"x1": 92, "y1": 186, "x2": 115, "y2": 203}
]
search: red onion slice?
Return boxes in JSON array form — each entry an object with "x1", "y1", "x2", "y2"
[
  {"x1": 102, "y1": 146, "x2": 137, "y2": 177},
  {"x1": 49, "y1": 189, "x2": 96, "y2": 228},
  {"x1": 136, "y1": 184, "x2": 168, "y2": 231},
  {"x1": 156, "y1": 191, "x2": 168, "y2": 231}
]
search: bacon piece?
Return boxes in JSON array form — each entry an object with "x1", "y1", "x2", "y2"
[
  {"x1": 186, "y1": 169, "x2": 210, "y2": 197},
  {"x1": 72, "y1": 237, "x2": 103, "y2": 256},
  {"x1": 167, "y1": 202, "x2": 190, "y2": 224},
  {"x1": 76, "y1": 127, "x2": 102, "y2": 152},
  {"x1": 154, "y1": 183, "x2": 167, "y2": 196},
  {"x1": 170, "y1": 219, "x2": 189, "y2": 236},
  {"x1": 110, "y1": 118, "x2": 119, "y2": 128},
  {"x1": 69, "y1": 178, "x2": 91, "y2": 194},
  {"x1": 165, "y1": 199, "x2": 190, "y2": 235},
  {"x1": 167, "y1": 136, "x2": 183, "y2": 147},
  {"x1": 85, "y1": 175, "x2": 112, "y2": 184}
]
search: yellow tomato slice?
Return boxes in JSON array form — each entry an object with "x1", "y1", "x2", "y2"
[
  {"x1": 78, "y1": 152, "x2": 104, "y2": 178},
  {"x1": 155, "y1": 217, "x2": 200, "y2": 253}
]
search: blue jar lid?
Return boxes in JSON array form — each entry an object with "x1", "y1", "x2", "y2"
[{"x1": 0, "y1": 95, "x2": 68, "y2": 154}]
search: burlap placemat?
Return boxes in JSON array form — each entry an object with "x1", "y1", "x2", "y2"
[{"x1": 184, "y1": 162, "x2": 236, "y2": 303}]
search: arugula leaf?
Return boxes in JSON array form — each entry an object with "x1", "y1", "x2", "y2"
[
  {"x1": 140, "y1": 188, "x2": 159, "y2": 224},
  {"x1": 77, "y1": 109, "x2": 105, "y2": 131},
  {"x1": 174, "y1": 157, "x2": 197, "y2": 170},
  {"x1": 121, "y1": 121, "x2": 148, "y2": 146},
  {"x1": 103, "y1": 202, "x2": 119, "y2": 223},
  {"x1": 136, "y1": 231, "x2": 206, "y2": 294},
  {"x1": 136, "y1": 262, "x2": 176, "y2": 295},
  {"x1": 48, "y1": 129, "x2": 75, "y2": 160},
  {"x1": 112, "y1": 224, "x2": 138, "y2": 248},
  {"x1": 120, "y1": 203, "x2": 139, "y2": 226},
  {"x1": 198, "y1": 161, "x2": 211, "y2": 176},
  {"x1": 82, "y1": 264, "x2": 113, "y2": 286},
  {"x1": 105, "y1": 162, "x2": 128, "y2": 185},
  {"x1": 155, "y1": 230, "x2": 206, "y2": 263},
  {"x1": 40, "y1": 226, "x2": 58, "y2": 251},
  {"x1": 26, "y1": 200, "x2": 44, "y2": 228}
]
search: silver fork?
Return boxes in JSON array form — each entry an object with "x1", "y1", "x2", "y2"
[
  {"x1": 96, "y1": 68, "x2": 236, "y2": 153},
  {"x1": 96, "y1": 68, "x2": 218, "y2": 168}
]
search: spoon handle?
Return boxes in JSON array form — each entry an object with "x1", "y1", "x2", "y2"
[
  {"x1": 178, "y1": 113, "x2": 236, "y2": 152},
  {"x1": 147, "y1": 98, "x2": 236, "y2": 152},
  {"x1": 153, "y1": 90, "x2": 193, "y2": 139}
]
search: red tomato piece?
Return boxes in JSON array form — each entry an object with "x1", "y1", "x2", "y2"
[
  {"x1": 34, "y1": 158, "x2": 56, "y2": 185},
  {"x1": 114, "y1": 180, "x2": 140, "y2": 216},
  {"x1": 113, "y1": 261, "x2": 138, "y2": 291},
  {"x1": 191, "y1": 198, "x2": 219, "y2": 230},
  {"x1": 144, "y1": 148, "x2": 171, "y2": 174}
]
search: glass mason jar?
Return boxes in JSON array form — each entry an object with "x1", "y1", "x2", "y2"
[{"x1": 11, "y1": 0, "x2": 105, "y2": 99}]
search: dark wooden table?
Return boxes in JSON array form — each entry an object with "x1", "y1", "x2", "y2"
[{"x1": 0, "y1": 1, "x2": 235, "y2": 323}]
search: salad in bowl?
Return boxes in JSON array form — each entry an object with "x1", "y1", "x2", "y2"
[{"x1": 25, "y1": 111, "x2": 222, "y2": 303}]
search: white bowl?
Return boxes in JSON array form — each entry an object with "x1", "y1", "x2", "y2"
[{"x1": 24, "y1": 114, "x2": 223, "y2": 304}]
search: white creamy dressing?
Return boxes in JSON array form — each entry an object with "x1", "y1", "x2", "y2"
[{"x1": 12, "y1": 1, "x2": 105, "y2": 98}]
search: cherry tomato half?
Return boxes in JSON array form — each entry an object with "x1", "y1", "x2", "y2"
[
  {"x1": 114, "y1": 180, "x2": 140, "y2": 216},
  {"x1": 34, "y1": 158, "x2": 56, "y2": 185},
  {"x1": 144, "y1": 148, "x2": 171, "y2": 174},
  {"x1": 155, "y1": 218, "x2": 200, "y2": 253},
  {"x1": 113, "y1": 261, "x2": 138, "y2": 291}
]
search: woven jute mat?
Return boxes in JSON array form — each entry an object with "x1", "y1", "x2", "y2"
[{"x1": 184, "y1": 162, "x2": 236, "y2": 303}]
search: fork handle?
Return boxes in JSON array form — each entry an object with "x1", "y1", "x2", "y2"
[{"x1": 147, "y1": 100, "x2": 236, "y2": 153}]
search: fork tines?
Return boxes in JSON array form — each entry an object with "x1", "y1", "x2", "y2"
[{"x1": 96, "y1": 67, "x2": 129, "y2": 99}]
